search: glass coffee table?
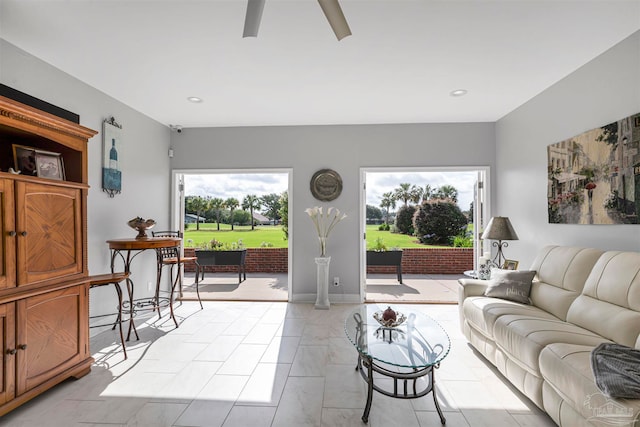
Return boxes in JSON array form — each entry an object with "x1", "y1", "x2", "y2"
[{"x1": 344, "y1": 305, "x2": 450, "y2": 424}]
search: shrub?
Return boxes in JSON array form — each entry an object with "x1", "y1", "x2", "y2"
[
  {"x1": 413, "y1": 200, "x2": 468, "y2": 245},
  {"x1": 378, "y1": 223, "x2": 390, "y2": 231},
  {"x1": 452, "y1": 235, "x2": 473, "y2": 247},
  {"x1": 260, "y1": 241, "x2": 274, "y2": 247},
  {"x1": 395, "y1": 205, "x2": 416, "y2": 235},
  {"x1": 369, "y1": 237, "x2": 388, "y2": 252}
]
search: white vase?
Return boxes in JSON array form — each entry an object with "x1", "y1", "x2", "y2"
[{"x1": 315, "y1": 256, "x2": 331, "y2": 310}]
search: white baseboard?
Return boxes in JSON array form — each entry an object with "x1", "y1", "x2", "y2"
[{"x1": 290, "y1": 293, "x2": 361, "y2": 304}]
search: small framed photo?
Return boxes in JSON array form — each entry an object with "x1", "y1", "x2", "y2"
[
  {"x1": 35, "y1": 149, "x2": 65, "y2": 180},
  {"x1": 12, "y1": 144, "x2": 38, "y2": 176},
  {"x1": 503, "y1": 259, "x2": 519, "y2": 270}
]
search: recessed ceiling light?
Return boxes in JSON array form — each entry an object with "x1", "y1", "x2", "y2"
[
  {"x1": 187, "y1": 97, "x2": 203, "y2": 103},
  {"x1": 450, "y1": 89, "x2": 468, "y2": 97}
]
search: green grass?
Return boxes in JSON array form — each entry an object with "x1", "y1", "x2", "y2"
[
  {"x1": 184, "y1": 223, "x2": 288, "y2": 248},
  {"x1": 184, "y1": 222, "x2": 462, "y2": 249},
  {"x1": 365, "y1": 225, "x2": 427, "y2": 249}
]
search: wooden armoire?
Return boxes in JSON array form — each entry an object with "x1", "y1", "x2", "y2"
[{"x1": 0, "y1": 94, "x2": 97, "y2": 415}]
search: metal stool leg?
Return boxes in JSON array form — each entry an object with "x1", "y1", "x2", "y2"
[
  {"x1": 195, "y1": 262, "x2": 203, "y2": 309},
  {"x1": 112, "y1": 281, "x2": 127, "y2": 359}
]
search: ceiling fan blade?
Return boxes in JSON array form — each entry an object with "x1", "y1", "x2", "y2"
[
  {"x1": 243, "y1": 0, "x2": 266, "y2": 38},
  {"x1": 317, "y1": 0, "x2": 352, "y2": 41}
]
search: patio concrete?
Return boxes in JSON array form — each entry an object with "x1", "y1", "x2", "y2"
[{"x1": 179, "y1": 272, "x2": 464, "y2": 303}]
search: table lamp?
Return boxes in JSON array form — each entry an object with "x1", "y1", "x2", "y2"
[{"x1": 481, "y1": 216, "x2": 519, "y2": 268}]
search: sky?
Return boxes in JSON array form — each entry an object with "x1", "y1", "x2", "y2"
[
  {"x1": 365, "y1": 171, "x2": 477, "y2": 211},
  {"x1": 184, "y1": 173, "x2": 288, "y2": 202},
  {"x1": 184, "y1": 171, "x2": 477, "y2": 212}
]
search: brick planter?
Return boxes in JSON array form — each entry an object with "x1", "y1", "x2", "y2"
[
  {"x1": 184, "y1": 247, "x2": 472, "y2": 275},
  {"x1": 367, "y1": 247, "x2": 473, "y2": 274},
  {"x1": 184, "y1": 248, "x2": 287, "y2": 273}
]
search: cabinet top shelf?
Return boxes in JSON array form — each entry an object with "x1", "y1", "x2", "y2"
[
  {"x1": 0, "y1": 95, "x2": 98, "y2": 184},
  {"x1": 0, "y1": 95, "x2": 97, "y2": 143}
]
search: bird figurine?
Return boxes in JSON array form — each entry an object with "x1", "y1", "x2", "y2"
[{"x1": 127, "y1": 217, "x2": 156, "y2": 239}]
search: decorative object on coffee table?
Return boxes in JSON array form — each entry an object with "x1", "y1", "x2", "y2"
[
  {"x1": 373, "y1": 307, "x2": 407, "y2": 328},
  {"x1": 127, "y1": 217, "x2": 156, "y2": 238}
]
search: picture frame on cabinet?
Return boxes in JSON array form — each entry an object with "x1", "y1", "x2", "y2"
[
  {"x1": 13, "y1": 144, "x2": 38, "y2": 175},
  {"x1": 35, "y1": 149, "x2": 65, "y2": 180},
  {"x1": 102, "y1": 116, "x2": 122, "y2": 198}
]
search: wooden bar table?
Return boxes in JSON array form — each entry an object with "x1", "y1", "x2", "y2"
[{"x1": 107, "y1": 237, "x2": 182, "y2": 338}]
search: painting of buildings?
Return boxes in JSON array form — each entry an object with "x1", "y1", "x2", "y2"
[{"x1": 548, "y1": 113, "x2": 640, "y2": 224}]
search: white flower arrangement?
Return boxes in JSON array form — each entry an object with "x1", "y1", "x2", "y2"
[{"x1": 305, "y1": 206, "x2": 347, "y2": 257}]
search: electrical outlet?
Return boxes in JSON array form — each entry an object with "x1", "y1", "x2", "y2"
[{"x1": 333, "y1": 276, "x2": 340, "y2": 286}]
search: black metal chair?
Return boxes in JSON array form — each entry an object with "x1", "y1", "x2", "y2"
[{"x1": 152, "y1": 231, "x2": 202, "y2": 313}]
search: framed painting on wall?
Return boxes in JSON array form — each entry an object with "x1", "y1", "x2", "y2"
[
  {"x1": 547, "y1": 112, "x2": 640, "y2": 224},
  {"x1": 102, "y1": 116, "x2": 122, "y2": 198}
]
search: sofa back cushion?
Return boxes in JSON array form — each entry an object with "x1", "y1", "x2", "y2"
[
  {"x1": 567, "y1": 251, "x2": 640, "y2": 348},
  {"x1": 529, "y1": 246, "x2": 604, "y2": 320}
]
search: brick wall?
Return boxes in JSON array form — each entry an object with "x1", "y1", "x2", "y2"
[
  {"x1": 184, "y1": 247, "x2": 472, "y2": 274},
  {"x1": 367, "y1": 248, "x2": 473, "y2": 274},
  {"x1": 184, "y1": 248, "x2": 288, "y2": 273}
]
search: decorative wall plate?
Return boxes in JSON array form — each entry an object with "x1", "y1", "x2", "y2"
[{"x1": 310, "y1": 169, "x2": 343, "y2": 201}]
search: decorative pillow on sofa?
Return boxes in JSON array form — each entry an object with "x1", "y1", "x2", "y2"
[{"x1": 483, "y1": 268, "x2": 536, "y2": 304}]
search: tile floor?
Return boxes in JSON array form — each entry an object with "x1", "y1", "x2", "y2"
[{"x1": 1, "y1": 301, "x2": 557, "y2": 427}]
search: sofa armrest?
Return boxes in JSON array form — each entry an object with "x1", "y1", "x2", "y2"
[{"x1": 458, "y1": 278, "x2": 489, "y2": 300}]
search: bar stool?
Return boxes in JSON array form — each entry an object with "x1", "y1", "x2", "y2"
[
  {"x1": 89, "y1": 272, "x2": 131, "y2": 359},
  {"x1": 152, "y1": 231, "x2": 202, "y2": 313}
]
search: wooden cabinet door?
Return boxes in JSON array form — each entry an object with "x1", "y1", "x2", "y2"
[
  {"x1": 0, "y1": 180, "x2": 16, "y2": 290},
  {"x1": 16, "y1": 285, "x2": 87, "y2": 395},
  {"x1": 14, "y1": 182, "x2": 82, "y2": 287},
  {"x1": 0, "y1": 303, "x2": 15, "y2": 405}
]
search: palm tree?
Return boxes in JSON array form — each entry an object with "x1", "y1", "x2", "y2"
[
  {"x1": 224, "y1": 197, "x2": 240, "y2": 230},
  {"x1": 394, "y1": 183, "x2": 421, "y2": 206},
  {"x1": 421, "y1": 184, "x2": 434, "y2": 202},
  {"x1": 435, "y1": 184, "x2": 458, "y2": 202},
  {"x1": 380, "y1": 192, "x2": 396, "y2": 224},
  {"x1": 210, "y1": 197, "x2": 225, "y2": 230},
  {"x1": 242, "y1": 194, "x2": 262, "y2": 230}
]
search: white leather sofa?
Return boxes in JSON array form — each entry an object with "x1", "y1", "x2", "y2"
[{"x1": 459, "y1": 245, "x2": 640, "y2": 426}]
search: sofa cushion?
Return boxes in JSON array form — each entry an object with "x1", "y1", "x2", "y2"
[
  {"x1": 463, "y1": 296, "x2": 557, "y2": 340},
  {"x1": 484, "y1": 269, "x2": 536, "y2": 304},
  {"x1": 567, "y1": 251, "x2": 640, "y2": 348},
  {"x1": 493, "y1": 315, "x2": 609, "y2": 376},
  {"x1": 540, "y1": 343, "x2": 640, "y2": 425},
  {"x1": 528, "y1": 246, "x2": 604, "y2": 321}
]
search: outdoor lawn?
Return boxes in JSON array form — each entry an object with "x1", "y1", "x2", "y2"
[{"x1": 184, "y1": 223, "x2": 431, "y2": 249}]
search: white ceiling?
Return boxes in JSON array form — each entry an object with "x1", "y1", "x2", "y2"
[{"x1": 1, "y1": 1, "x2": 639, "y2": 128}]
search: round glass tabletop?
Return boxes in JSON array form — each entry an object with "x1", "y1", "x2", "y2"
[{"x1": 344, "y1": 305, "x2": 451, "y2": 369}]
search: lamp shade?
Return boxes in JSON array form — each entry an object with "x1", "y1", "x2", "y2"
[{"x1": 481, "y1": 217, "x2": 519, "y2": 241}]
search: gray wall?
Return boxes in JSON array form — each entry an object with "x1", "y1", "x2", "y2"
[
  {"x1": 170, "y1": 123, "x2": 495, "y2": 300},
  {"x1": 1, "y1": 39, "x2": 172, "y2": 318},
  {"x1": 6, "y1": 27, "x2": 637, "y2": 305},
  {"x1": 495, "y1": 30, "x2": 640, "y2": 266}
]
